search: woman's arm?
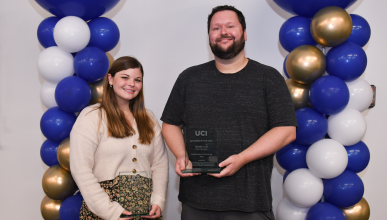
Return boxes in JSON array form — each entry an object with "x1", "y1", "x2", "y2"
[
  {"x1": 70, "y1": 110, "x2": 125, "y2": 220},
  {"x1": 148, "y1": 115, "x2": 169, "y2": 214}
]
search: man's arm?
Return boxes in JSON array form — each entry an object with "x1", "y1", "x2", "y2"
[
  {"x1": 162, "y1": 122, "x2": 199, "y2": 177},
  {"x1": 209, "y1": 126, "x2": 296, "y2": 178}
]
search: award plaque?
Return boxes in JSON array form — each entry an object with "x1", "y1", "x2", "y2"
[
  {"x1": 119, "y1": 171, "x2": 152, "y2": 218},
  {"x1": 182, "y1": 127, "x2": 221, "y2": 173}
]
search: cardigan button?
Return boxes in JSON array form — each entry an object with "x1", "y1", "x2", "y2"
[
  {"x1": 132, "y1": 169, "x2": 136, "y2": 174},
  {"x1": 132, "y1": 158, "x2": 137, "y2": 162},
  {"x1": 132, "y1": 145, "x2": 137, "y2": 149}
]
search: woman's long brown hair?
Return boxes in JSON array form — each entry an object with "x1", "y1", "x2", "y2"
[{"x1": 97, "y1": 56, "x2": 154, "y2": 145}]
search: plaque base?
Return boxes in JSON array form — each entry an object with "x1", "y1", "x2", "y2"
[
  {"x1": 182, "y1": 167, "x2": 222, "y2": 173},
  {"x1": 120, "y1": 213, "x2": 150, "y2": 218}
]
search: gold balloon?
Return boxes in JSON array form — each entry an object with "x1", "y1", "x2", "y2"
[
  {"x1": 40, "y1": 196, "x2": 62, "y2": 220},
  {"x1": 311, "y1": 6, "x2": 353, "y2": 47},
  {"x1": 286, "y1": 79, "x2": 312, "y2": 110},
  {"x1": 106, "y1": 52, "x2": 114, "y2": 67},
  {"x1": 286, "y1": 45, "x2": 326, "y2": 84},
  {"x1": 57, "y1": 138, "x2": 70, "y2": 171},
  {"x1": 89, "y1": 78, "x2": 105, "y2": 105},
  {"x1": 42, "y1": 164, "x2": 78, "y2": 200},
  {"x1": 341, "y1": 197, "x2": 370, "y2": 220}
]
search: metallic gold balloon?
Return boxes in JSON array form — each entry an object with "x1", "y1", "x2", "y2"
[
  {"x1": 42, "y1": 164, "x2": 78, "y2": 200},
  {"x1": 311, "y1": 6, "x2": 353, "y2": 47},
  {"x1": 88, "y1": 53, "x2": 110, "y2": 105},
  {"x1": 286, "y1": 45, "x2": 326, "y2": 84},
  {"x1": 106, "y1": 52, "x2": 114, "y2": 67},
  {"x1": 341, "y1": 197, "x2": 370, "y2": 220},
  {"x1": 40, "y1": 196, "x2": 62, "y2": 220},
  {"x1": 286, "y1": 79, "x2": 312, "y2": 110},
  {"x1": 89, "y1": 78, "x2": 105, "y2": 105},
  {"x1": 57, "y1": 138, "x2": 70, "y2": 171}
]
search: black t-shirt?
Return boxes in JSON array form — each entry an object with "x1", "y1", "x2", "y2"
[{"x1": 161, "y1": 59, "x2": 297, "y2": 212}]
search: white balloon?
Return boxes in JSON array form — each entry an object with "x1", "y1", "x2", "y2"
[
  {"x1": 327, "y1": 108, "x2": 367, "y2": 146},
  {"x1": 277, "y1": 197, "x2": 309, "y2": 220},
  {"x1": 38, "y1": 46, "x2": 74, "y2": 84},
  {"x1": 284, "y1": 168, "x2": 323, "y2": 208},
  {"x1": 54, "y1": 16, "x2": 90, "y2": 53},
  {"x1": 40, "y1": 81, "x2": 58, "y2": 109},
  {"x1": 306, "y1": 139, "x2": 348, "y2": 179},
  {"x1": 346, "y1": 78, "x2": 373, "y2": 112}
]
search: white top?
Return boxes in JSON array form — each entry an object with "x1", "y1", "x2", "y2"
[{"x1": 70, "y1": 104, "x2": 169, "y2": 220}]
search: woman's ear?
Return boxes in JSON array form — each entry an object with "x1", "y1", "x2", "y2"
[{"x1": 107, "y1": 73, "x2": 113, "y2": 86}]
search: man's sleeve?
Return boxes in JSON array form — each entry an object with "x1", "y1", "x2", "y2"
[
  {"x1": 265, "y1": 68, "x2": 298, "y2": 129},
  {"x1": 161, "y1": 74, "x2": 184, "y2": 126}
]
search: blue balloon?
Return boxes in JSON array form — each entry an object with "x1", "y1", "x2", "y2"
[
  {"x1": 35, "y1": 0, "x2": 120, "y2": 21},
  {"x1": 40, "y1": 139, "x2": 60, "y2": 166},
  {"x1": 74, "y1": 47, "x2": 110, "y2": 82},
  {"x1": 306, "y1": 202, "x2": 346, "y2": 220},
  {"x1": 55, "y1": 76, "x2": 91, "y2": 113},
  {"x1": 283, "y1": 170, "x2": 290, "y2": 183},
  {"x1": 324, "y1": 115, "x2": 330, "y2": 139},
  {"x1": 326, "y1": 42, "x2": 367, "y2": 82},
  {"x1": 37, "y1": 17, "x2": 60, "y2": 48},
  {"x1": 283, "y1": 55, "x2": 290, "y2": 78},
  {"x1": 295, "y1": 108, "x2": 328, "y2": 145},
  {"x1": 345, "y1": 141, "x2": 370, "y2": 173},
  {"x1": 273, "y1": 0, "x2": 357, "y2": 18},
  {"x1": 276, "y1": 141, "x2": 309, "y2": 171},
  {"x1": 59, "y1": 194, "x2": 84, "y2": 220},
  {"x1": 88, "y1": 17, "x2": 120, "y2": 52},
  {"x1": 323, "y1": 170, "x2": 364, "y2": 208},
  {"x1": 347, "y1": 14, "x2": 371, "y2": 47},
  {"x1": 40, "y1": 107, "x2": 76, "y2": 142},
  {"x1": 309, "y1": 76, "x2": 350, "y2": 115},
  {"x1": 279, "y1": 16, "x2": 316, "y2": 53}
]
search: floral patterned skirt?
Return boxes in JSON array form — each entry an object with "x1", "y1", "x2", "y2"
[{"x1": 79, "y1": 175, "x2": 163, "y2": 220}]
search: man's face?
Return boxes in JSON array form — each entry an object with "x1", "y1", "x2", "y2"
[{"x1": 209, "y1": 10, "x2": 247, "y2": 59}]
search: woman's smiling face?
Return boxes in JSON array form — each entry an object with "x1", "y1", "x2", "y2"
[{"x1": 108, "y1": 68, "x2": 143, "y2": 104}]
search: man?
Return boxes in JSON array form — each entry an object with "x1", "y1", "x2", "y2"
[{"x1": 161, "y1": 5, "x2": 297, "y2": 220}]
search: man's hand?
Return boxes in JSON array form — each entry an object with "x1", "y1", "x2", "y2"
[
  {"x1": 162, "y1": 122, "x2": 200, "y2": 177},
  {"x1": 208, "y1": 154, "x2": 245, "y2": 178},
  {"x1": 175, "y1": 155, "x2": 201, "y2": 177}
]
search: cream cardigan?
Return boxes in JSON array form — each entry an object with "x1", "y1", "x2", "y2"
[{"x1": 70, "y1": 104, "x2": 169, "y2": 220}]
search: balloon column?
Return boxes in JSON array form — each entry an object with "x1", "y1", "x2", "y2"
[
  {"x1": 36, "y1": 1, "x2": 120, "y2": 219},
  {"x1": 275, "y1": 1, "x2": 372, "y2": 219}
]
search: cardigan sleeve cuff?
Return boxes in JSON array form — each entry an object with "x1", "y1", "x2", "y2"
[
  {"x1": 109, "y1": 202, "x2": 125, "y2": 220},
  {"x1": 151, "y1": 193, "x2": 166, "y2": 212}
]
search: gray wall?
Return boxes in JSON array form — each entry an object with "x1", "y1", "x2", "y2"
[{"x1": 0, "y1": 0, "x2": 384, "y2": 219}]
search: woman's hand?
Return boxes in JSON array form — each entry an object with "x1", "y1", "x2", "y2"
[
  {"x1": 119, "y1": 210, "x2": 134, "y2": 220},
  {"x1": 141, "y1": 204, "x2": 161, "y2": 219}
]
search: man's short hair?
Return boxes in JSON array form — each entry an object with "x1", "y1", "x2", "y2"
[{"x1": 207, "y1": 5, "x2": 246, "y2": 33}]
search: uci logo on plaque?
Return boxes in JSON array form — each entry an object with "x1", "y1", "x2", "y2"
[{"x1": 195, "y1": 131, "x2": 207, "y2": 136}]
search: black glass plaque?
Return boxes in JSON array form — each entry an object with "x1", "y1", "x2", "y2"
[{"x1": 182, "y1": 127, "x2": 221, "y2": 173}]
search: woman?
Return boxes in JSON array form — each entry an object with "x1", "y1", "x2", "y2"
[{"x1": 70, "y1": 56, "x2": 168, "y2": 220}]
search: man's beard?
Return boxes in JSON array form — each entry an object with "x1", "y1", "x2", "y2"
[{"x1": 210, "y1": 33, "x2": 245, "y2": 59}]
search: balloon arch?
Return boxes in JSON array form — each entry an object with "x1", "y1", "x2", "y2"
[
  {"x1": 35, "y1": 0, "x2": 373, "y2": 219},
  {"x1": 36, "y1": 0, "x2": 119, "y2": 219},
  {"x1": 275, "y1": 0, "x2": 372, "y2": 219}
]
